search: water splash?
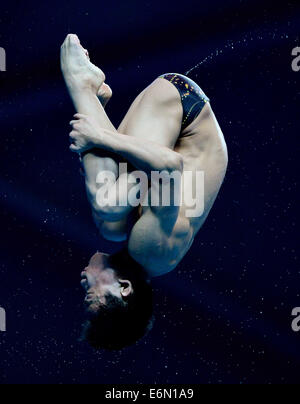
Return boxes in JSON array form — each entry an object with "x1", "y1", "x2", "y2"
[{"x1": 185, "y1": 31, "x2": 292, "y2": 76}]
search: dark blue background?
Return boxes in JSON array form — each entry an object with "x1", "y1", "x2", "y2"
[{"x1": 0, "y1": 0, "x2": 299, "y2": 384}]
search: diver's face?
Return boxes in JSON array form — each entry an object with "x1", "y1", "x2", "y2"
[{"x1": 81, "y1": 252, "x2": 121, "y2": 312}]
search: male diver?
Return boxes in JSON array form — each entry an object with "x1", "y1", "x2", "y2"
[{"x1": 61, "y1": 34, "x2": 228, "y2": 350}]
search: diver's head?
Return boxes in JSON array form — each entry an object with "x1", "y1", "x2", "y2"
[
  {"x1": 80, "y1": 252, "x2": 133, "y2": 313},
  {"x1": 80, "y1": 250, "x2": 154, "y2": 350}
]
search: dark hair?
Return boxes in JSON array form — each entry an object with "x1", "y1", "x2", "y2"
[{"x1": 82, "y1": 249, "x2": 154, "y2": 351}]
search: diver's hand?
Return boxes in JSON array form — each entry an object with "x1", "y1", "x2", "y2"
[{"x1": 69, "y1": 114, "x2": 106, "y2": 153}]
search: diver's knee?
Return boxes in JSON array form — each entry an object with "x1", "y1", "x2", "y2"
[
  {"x1": 99, "y1": 221, "x2": 127, "y2": 242},
  {"x1": 86, "y1": 182, "x2": 117, "y2": 219},
  {"x1": 93, "y1": 200, "x2": 129, "y2": 222}
]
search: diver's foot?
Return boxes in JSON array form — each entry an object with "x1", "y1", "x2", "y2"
[
  {"x1": 61, "y1": 34, "x2": 105, "y2": 95},
  {"x1": 98, "y1": 83, "x2": 112, "y2": 107}
]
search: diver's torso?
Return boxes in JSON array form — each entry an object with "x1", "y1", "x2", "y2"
[{"x1": 174, "y1": 102, "x2": 228, "y2": 233}]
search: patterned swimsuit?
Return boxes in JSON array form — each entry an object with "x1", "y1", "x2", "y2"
[{"x1": 158, "y1": 73, "x2": 210, "y2": 131}]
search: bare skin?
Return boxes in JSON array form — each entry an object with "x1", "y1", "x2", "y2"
[{"x1": 61, "y1": 34, "x2": 228, "y2": 281}]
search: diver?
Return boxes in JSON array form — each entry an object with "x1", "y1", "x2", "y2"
[{"x1": 61, "y1": 34, "x2": 228, "y2": 350}]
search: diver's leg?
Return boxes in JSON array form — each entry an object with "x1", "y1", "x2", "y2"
[
  {"x1": 61, "y1": 34, "x2": 118, "y2": 207},
  {"x1": 61, "y1": 34, "x2": 116, "y2": 132},
  {"x1": 61, "y1": 34, "x2": 136, "y2": 241}
]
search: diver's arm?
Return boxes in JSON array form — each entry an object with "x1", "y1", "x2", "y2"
[{"x1": 70, "y1": 122, "x2": 183, "y2": 175}]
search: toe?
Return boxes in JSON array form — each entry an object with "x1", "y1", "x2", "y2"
[
  {"x1": 84, "y1": 49, "x2": 90, "y2": 60},
  {"x1": 68, "y1": 34, "x2": 80, "y2": 46}
]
